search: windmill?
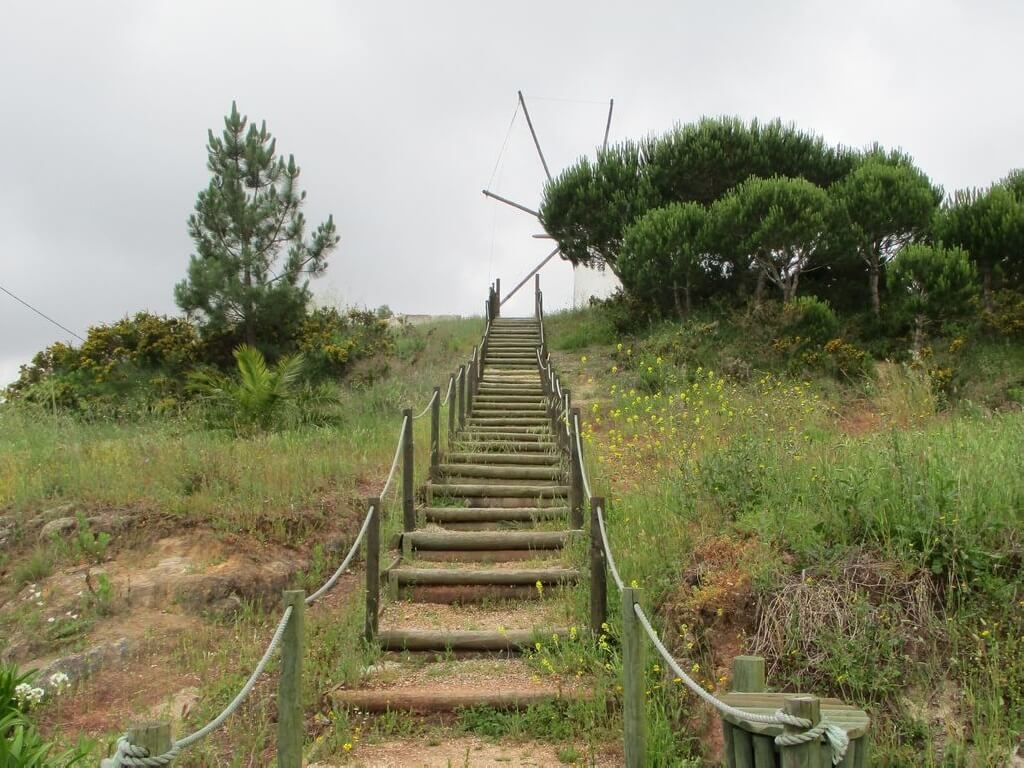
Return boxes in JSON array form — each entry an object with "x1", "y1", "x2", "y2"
[{"x1": 482, "y1": 91, "x2": 622, "y2": 312}]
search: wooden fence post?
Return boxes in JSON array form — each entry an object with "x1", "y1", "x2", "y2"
[
  {"x1": 569, "y1": 406, "x2": 583, "y2": 529},
  {"x1": 103, "y1": 722, "x2": 173, "y2": 768},
  {"x1": 402, "y1": 409, "x2": 414, "y2": 532},
  {"x1": 429, "y1": 387, "x2": 441, "y2": 478},
  {"x1": 589, "y1": 496, "x2": 607, "y2": 633},
  {"x1": 724, "y1": 656, "x2": 767, "y2": 768},
  {"x1": 781, "y1": 695, "x2": 822, "y2": 768},
  {"x1": 278, "y1": 590, "x2": 305, "y2": 768},
  {"x1": 562, "y1": 388, "x2": 573, "y2": 452},
  {"x1": 457, "y1": 365, "x2": 466, "y2": 429},
  {"x1": 622, "y1": 586, "x2": 646, "y2": 768},
  {"x1": 364, "y1": 498, "x2": 381, "y2": 642},
  {"x1": 467, "y1": 349, "x2": 476, "y2": 414},
  {"x1": 447, "y1": 373, "x2": 456, "y2": 441}
]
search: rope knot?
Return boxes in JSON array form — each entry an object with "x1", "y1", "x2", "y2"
[
  {"x1": 112, "y1": 736, "x2": 180, "y2": 767},
  {"x1": 772, "y1": 711, "x2": 850, "y2": 766}
]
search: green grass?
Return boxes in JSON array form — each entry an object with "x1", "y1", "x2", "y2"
[{"x1": 546, "y1": 302, "x2": 1024, "y2": 766}]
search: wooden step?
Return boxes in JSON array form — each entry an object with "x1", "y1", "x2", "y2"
[
  {"x1": 438, "y1": 463, "x2": 563, "y2": 480},
  {"x1": 374, "y1": 628, "x2": 567, "y2": 653},
  {"x1": 444, "y1": 453, "x2": 560, "y2": 466},
  {"x1": 449, "y1": 441, "x2": 557, "y2": 453},
  {"x1": 457, "y1": 430, "x2": 552, "y2": 441},
  {"x1": 468, "y1": 416, "x2": 550, "y2": 426},
  {"x1": 404, "y1": 529, "x2": 580, "y2": 551},
  {"x1": 430, "y1": 482, "x2": 568, "y2": 498},
  {"x1": 391, "y1": 567, "x2": 578, "y2": 587}
]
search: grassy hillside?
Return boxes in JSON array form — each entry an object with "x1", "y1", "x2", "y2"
[{"x1": 546, "y1": 303, "x2": 1023, "y2": 765}]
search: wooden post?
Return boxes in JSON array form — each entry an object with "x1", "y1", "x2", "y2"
[
  {"x1": 447, "y1": 373, "x2": 456, "y2": 441},
  {"x1": 104, "y1": 722, "x2": 173, "y2": 768},
  {"x1": 429, "y1": 387, "x2": 441, "y2": 477},
  {"x1": 467, "y1": 349, "x2": 477, "y2": 414},
  {"x1": 589, "y1": 496, "x2": 607, "y2": 633},
  {"x1": 563, "y1": 388, "x2": 573, "y2": 452},
  {"x1": 732, "y1": 656, "x2": 766, "y2": 693},
  {"x1": 622, "y1": 587, "x2": 646, "y2": 768},
  {"x1": 781, "y1": 696, "x2": 822, "y2": 768},
  {"x1": 535, "y1": 274, "x2": 541, "y2": 321},
  {"x1": 457, "y1": 365, "x2": 466, "y2": 429},
  {"x1": 402, "y1": 409, "x2": 414, "y2": 532},
  {"x1": 569, "y1": 406, "x2": 583, "y2": 529},
  {"x1": 495, "y1": 278, "x2": 501, "y2": 311},
  {"x1": 278, "y1": 590, "x2": 305, "y2": 768},
  {"x1": 364, "y1": 498, "x2": 381, "y2": 642}
]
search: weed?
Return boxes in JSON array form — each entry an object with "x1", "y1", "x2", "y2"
[{"x1": 13, "y1": 548, "x2": 54, "y2": 586}]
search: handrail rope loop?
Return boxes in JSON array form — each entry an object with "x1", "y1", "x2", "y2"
[
  {"x1": 572, "y1": 413, "x2": 592, "y2": 500},
  {"x1": 412, "y1": 389, "x2": 438, "y2": 420},
  {"x1": 305, "y1": 504, "x2": 376, "y2": 605},
  {"x1": 442, "y1": 374, "x2": 455, "y2": 405}
]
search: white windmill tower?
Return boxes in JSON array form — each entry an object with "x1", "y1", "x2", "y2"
[{"x1": 482, "y1": 91, "x2": 622, "y2": 311}]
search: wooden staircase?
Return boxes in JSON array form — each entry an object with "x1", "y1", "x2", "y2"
[{"x1": 332, "y1": 316, "x2": 585, "y2": 713}]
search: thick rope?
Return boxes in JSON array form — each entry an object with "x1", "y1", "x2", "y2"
[
  {"x1": 379, "y1": 416, "x2": 408, "y2": 499},
  {"x1": 412, "y1": 389, "x2": 438, "y2": 420},
  {"x1": 112, "y1": 606, "x2": 294, "y2": 765},
  {"x1": 596, "y1": 502, "x2": 624, "y2": 592},
  {"x1": 775, "y1": 717, "x2": 850, "y2": 765},
  {"x1": 442, "y1": 374, "x2": 455, "y2": 405},
  {"x1": 572, "y1": 413, "x2": 593, "y2": 500},
  {"x1": 305, "y1": 504, "x2": 375, "y2": 605}
]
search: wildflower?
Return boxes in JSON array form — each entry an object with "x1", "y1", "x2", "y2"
[
  {"x1": 611, "y1": 365, "x2": 618, "y2": 374},
  {"x1": 580, "y1": 355, "x2": 588, "y2": 363},
  {"x1": 343, "y1": 742, "x2": 353, "y2": 752}
]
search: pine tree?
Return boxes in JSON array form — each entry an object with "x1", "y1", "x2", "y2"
[{"x1": 175, "y1": 102, "x2": 339, "y2": 353}]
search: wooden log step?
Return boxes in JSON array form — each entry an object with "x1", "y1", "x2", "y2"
[
  {"x1": 473, "y1": 396, "x2": 546, "y2": 404},
  {"x1": 449, "y1": 441, "x2": 556, "y2": 453},
  {"x1": 438, "y1": 463, "x2": 563, "y2": 480},
  {"x1": 391, "y1": 567, "x2": 578, "y2": 587},
  {"x1": 374, "y1": 628, "x2": 567, "y2": 653},
  {"x1": 458, "y1": 430, "x2": 552, "y2": 441},
  {"x1": 414, "y1": 548, "x2": 563, "y2": 562},
  {"x1": 404, "y1": 529, "x2": 580, "y2": 551},
  {"x1": 445, "y1": 453, "x2": 560, "y2": 466},
  {"x1": 468, "y1": 417, "x2": 550, "y2": 426},
  {"x1": 470, "y1": 406, "x2": 547, "y2": 415},
  {"x1": 422, "y1": 506, "x2": 569, "y2": 522},
  {"x1": 430, "y1": 483, "x2": 568, "y2": 498}
]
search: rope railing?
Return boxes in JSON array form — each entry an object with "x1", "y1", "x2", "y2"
[
  {"x1": 541, "y1": 326, "x2": 855, "y2": 767},
  {"x1": 106, "y1": 309, "x2": 496, "y2": 767}
]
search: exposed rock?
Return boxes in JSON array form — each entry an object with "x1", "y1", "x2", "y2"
[
  {"x1": 86, "y1": 514, "x2": 132, "y2": 535},
  {"x1": 37, "y1": 637, "x2": 131, "y2": 691},
  {"x1": 173, "y1": 556, "x2": 296, "y2": 612},
  {"x1": 39, "y1": 516, "x2": 78, "y2": 541},
  {"x1": 147, "y1": 686, "x2": 200, "y2": 726},
  {"x1": 36, "y1": 503, "x2": 78, "y2": 523}
]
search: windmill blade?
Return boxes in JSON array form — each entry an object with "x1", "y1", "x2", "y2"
[
  {"x1": 518, "y1": 90, "x2": 552, "y2": 182},
  {"x1": 603, "y1": 98, "x2": 614, "y2": 151},
  {"x1": 500, "y1": 246, "x2": 561, "y2": 307},
  {"x1": 482, "y1": 189, "x2": 540, "y2": 218}
]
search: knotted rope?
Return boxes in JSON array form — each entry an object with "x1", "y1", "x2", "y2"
[{"x1": 774, "y1": 714, "x2": 850, "y2": 765}]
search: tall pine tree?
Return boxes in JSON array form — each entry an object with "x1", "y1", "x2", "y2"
[{"x1": 175, "y1": 102, "x2": 339, "y2": 354}]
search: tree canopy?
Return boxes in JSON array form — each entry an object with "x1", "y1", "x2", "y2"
[{"x1": 175, "y1": 102, "x2": 339, "y2": 353}]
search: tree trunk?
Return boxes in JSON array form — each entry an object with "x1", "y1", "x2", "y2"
[
  {"x1": 684, "y1": 276, "x2": 692, "y2": 316},
  {"x1": 869, "y1": 262, "x2": 881, "y2": 318},
  {"x1": 753, "y1": 269, "x2": 766, "y2": 308},
  {"x1": 672, "y1": 281, "x2": 684, "y2": 320},
  {"x1": 912, "y1": 315, "x2": 925, "y2": 359},
  {"x1": 982, "y1": 265, "x2": 993, "y2": 312},
  {"x1": 243, "y1": 262, "x2": 256, "y2": 346},
  {"x1": 784, "y1": 270, "x2": 800, "y2": 303}
]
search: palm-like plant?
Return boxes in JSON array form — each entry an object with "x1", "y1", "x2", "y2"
[{"x1": 189, "y1": 345, "x2": 305, "y2": 431}]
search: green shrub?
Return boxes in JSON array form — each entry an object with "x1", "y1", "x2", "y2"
[{"x1": 782, "y1": 296, "x2": 840, "y2": 343}]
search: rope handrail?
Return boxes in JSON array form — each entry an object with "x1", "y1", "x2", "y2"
[
  {"x1": 632, "y1": 602, "x2": 849, "y2": 763},
  {"x1": 442, "y1": 374, "x2": 455, "y2": 405},
  {"x1": 412, "y1": 389, "x2": 438, "y2": 420},
  {"x1": 595, "y1": 502, "x2": 625, "y2": 592},
  {"x1": 572, "y1": 413, "x2": 592, "y2": 501},
  {"x1": 111, "y1": 605, "x2": 294, "y2": 766},
  {"x1": 305, "y1": 504, "x2": 375, "y2": 605},
  {"x1": 380, "y1": 415, "x2": 408, "y2": 499}
]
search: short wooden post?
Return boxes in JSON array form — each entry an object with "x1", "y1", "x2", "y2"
[
  {"x1": 457, "y1": 365, "x2": 466, "y2": 429},
  {"x1": 402, "y1": 409, "x2": 414, "y2": 532},
  {"x1": 569, "y1": 406, "x2": 583, "y2": 529},
  {"x1": 103, "y1": 722, "x2": 173, "y2": 768},
  {"x1": 447, "y1": 373, "x2": 456, "y2": 440},
  {"x1": 278, "y1": 590, "x2": 305, "y2": 768},
  {"x1": 429, "y1": 387, "x2": 441, "y2": 478},
  {"x1": 781, "y1": 695, "x2": 822, "y2": 768},
  {"x1": 622, "y1": 586, "x2": 646, "y2": 768},
  {"x1": 364, "y1": 498, "x2": 381, "y2": 641},
  {"x1": 589, "y1": 496, "x2": 607, "y2": 632},
  {"x1": 467, "y1": 349, "x2": 477, "y2": 413},
  {"x1": 562, "y1": 388, "x2": 573, "y2": 451}
]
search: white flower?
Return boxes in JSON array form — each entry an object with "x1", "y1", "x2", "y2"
[
  {"x1": 47, "y1": 617, "x2": 55, "y2": 623},
  {"x1": 49, "y1": 672, "x2": 70, "y2": 694}
]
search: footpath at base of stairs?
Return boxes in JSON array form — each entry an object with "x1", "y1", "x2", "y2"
[{"x1": 330, "y1": 318, "x2": 588, "y2": 717}]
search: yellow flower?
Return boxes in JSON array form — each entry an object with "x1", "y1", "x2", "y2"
[
  {"x1": 343, "y1": 742, "x2": 353, "y2": 752},
  {"x1": 580, "y1": 355, "x2": 588, "y2": 363}
]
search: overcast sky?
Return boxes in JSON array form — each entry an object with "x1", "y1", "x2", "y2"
[{"x1": 2, "y1": 1, "x2": 1022, "y2": 386}]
